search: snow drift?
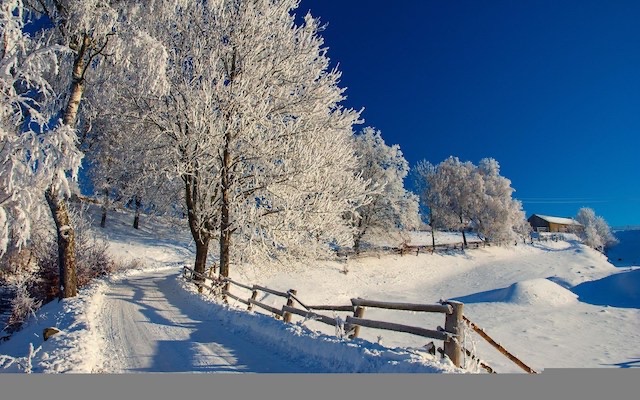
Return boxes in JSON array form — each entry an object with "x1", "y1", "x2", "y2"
[{"x1": 453, "y1": 278, "x2": 578, "y2": 307}]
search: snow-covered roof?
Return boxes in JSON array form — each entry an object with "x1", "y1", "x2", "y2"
[{"x1": 533, "y1": 214, "x2": 582, "y2": 226}]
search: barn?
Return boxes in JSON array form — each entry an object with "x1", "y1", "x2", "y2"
[{"x1": 528, "y1": 214, "x2": 583, "y2": 233}]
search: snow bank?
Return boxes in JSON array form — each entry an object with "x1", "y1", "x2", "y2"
[
  {"x1": 504, "y1": 279, "x2": 578, "y2": 306},
  {"x1": 175, "y1": 276, "x2": 463, "y2": 374},
  {"x1": 0, "y1": 280, "x2": 107, "y2": 373},
  {"x1": 453, "y1": 278, "x2": 578, "y2": 307}
]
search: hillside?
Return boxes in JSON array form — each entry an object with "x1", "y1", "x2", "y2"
[
  {"x1": 1, "y1": 205, "x2": 639, "y2": 373},
  {"x1": 607, "y1": 229, "x2": 640, "y2": 267}
]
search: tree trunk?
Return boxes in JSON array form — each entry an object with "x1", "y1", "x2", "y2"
[
  {"x1": 100, "y1": 188, "x2": 108, "y2": 228},
  {"x1": 133, "y1": 196, "x2": 141, "y2": 229},
  {"x1": 183, "y1": 174, "x2": 210, "y2": 278},
  {"x1": 219, "y1": 130, "x2": 233, "y2": 278},
  {"x1": 353, "y1": 236, "x2": 362, "y2": 255},
  {"x1": 353, "y1": 224, "x2": 366, "y2": 255},
  {"x1": 194, "y1": 236, "x2": 210, "y2": 278},
  {"x1": 45, "y1": 34, "x2": 90, "y2": 298},
  {"x1": 459, "y1": 215, "x2": 468, "y2": 247},
  {"x1": 63, "y1": 35, "x2": 89, "y2": 127},
  {"x1": 45, "y1": 188, "x2": 77, "y2": 299},
  {"x1": 430, "y1": 215, "x2": 436, "y2": 249}
]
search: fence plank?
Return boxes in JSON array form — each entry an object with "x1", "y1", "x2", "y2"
[
  {"x1": 288, "y1": 292, "x2": 310, "y2": 311},
  {"x1": 253, "y1": 285, "x2": 289, "y2": 298},
  {"x1": 462, "y1": 347, "x2": 495, "y2": 374},
  {"x1": 345, "y1": 316, "x2": 450, "y2": 342},
  {"x1": 307, "y1": 305, "x2": 354, "y2": 312},
  {"x1": 351, "y1": 298, "x2": 453, "y2": 314},
  {"x1": 463, "y1": 316, "x2": 538, "y2": 374},
  {"x1": 248, "y1": 299, "x2": 284, "y2": 317},
  {"x1": 224, "y1": 278, "x2": 253, "y2": 292},
  {"x1": 223, "y1": 290, "x2": 250, "y2": 307},
  {"x1": 281, "y1": 306, "x2": 338, "y2": 327}
]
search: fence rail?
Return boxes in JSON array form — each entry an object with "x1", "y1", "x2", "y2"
[
  {"x1": 462, "y1": 315, "x2": 538, "y2": 374},
  {"x1": 182, "y1": 265, "x2": 536, "y2": 374},
  {"x1": 345, "y1": 316, "x2": 451, "y2": 342},
  {"x1": 338, "y1": 241, "x2": 488, "y2": 259}
]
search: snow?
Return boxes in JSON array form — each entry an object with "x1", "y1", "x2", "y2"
[{"x1": 1, "y1": 205, "x2": 639, "y2": 374}]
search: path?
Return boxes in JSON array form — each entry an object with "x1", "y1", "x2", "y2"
[{"x1": 96, "y1": 267, "x2": 325, "y2": 373}]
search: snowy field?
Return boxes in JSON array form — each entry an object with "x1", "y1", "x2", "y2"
[{"x1": 1, "y1": 205, "x2": 639, "y2": 373}]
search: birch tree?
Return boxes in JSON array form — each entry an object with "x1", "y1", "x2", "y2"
[
  {"x1": 1, "y1": 0, "x2": 79, "y2": 258},
  {"x1": 21, "y1": 0, "x2": 170, "y2": 297},
  {"x1": 347, "y1": 127, "x2": 420, "y2": 253},
  {"x1": 137, "y1": 0, "x2": 368, "y2": 277}
]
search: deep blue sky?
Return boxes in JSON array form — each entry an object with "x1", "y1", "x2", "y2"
[{"x1": 298, "y1": 0, "x2": 640, "y2": 228}]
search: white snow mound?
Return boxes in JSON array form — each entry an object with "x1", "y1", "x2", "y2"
[{"x1": 504, "y1": 278, "x2": 578, "y2": 306}]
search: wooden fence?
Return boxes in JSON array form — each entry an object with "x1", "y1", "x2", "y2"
[
  {"x1": 182, "y1": 266, "x2": 537, "y2": 374},
  {"x1": 338, "y1": 241, "x2": 488, "y2": 260}
]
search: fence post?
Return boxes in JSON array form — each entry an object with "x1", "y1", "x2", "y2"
[
  {"x1": 283, "y1": 289, "x2": 297, "y2": 323},
  {"x1": 248, "y1": 290, "x2": 258, "y2": 311},
  {"x1": 222, "y1": 281, "x2": 230, "y2": 304},
  {"x1": 349, "y1": 306, "x2": 365, "y2": 339},
  {"x1": 443, "y1": 301, "x2": 464, "y2": 368}
]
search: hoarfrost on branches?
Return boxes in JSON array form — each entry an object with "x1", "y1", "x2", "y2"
[
  {"x1": 126, "y1": 0, "x2": 370, "y2": 276},
  {"x1": 1, "y1": 0, "x2": 78, "y2": 255},
  {"x1": 413, "y1": 156, "x2": 527, "y2": 245},
  {"x1": 576, "y1": 207, "x2": 617, "y2": 252},
  {"x1": 346, "y1": 127, "x2": 420, "y2": 252}
]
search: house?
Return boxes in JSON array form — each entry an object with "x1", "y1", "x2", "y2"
[{"x1": 527, "y1": 214, "x2": 583, "y2": 233}]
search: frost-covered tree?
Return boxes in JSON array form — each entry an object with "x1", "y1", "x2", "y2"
[
  {"x1": 21, "y1": 0, "x2": 171, "y2": 297},
  {"x1": 347, "y1": 127, "x2": 420, "y2": 252},
  {"x1": 1, "y1": 0, "x2": 79, "y2": 259},
  {"x1": 135, "y1": 0, "x2": 368, "y2": 277},
  {"x1": 412, "y1": 160, "x2": 443, "y2": 248},
  {"x1": 474, "y1": 158, "x2": 527, "y2": 243},
  {"x1": 413, "y1": 156, "x2": 526, "y2": 246},
  {"x1": 423, "y1": 157, "x2": 482, "y2": 246},
  {"x1": 575, "y1": 207, "x2": 618, "y2": 251}
]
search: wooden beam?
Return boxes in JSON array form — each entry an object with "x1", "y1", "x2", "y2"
[
  {"x1": 307, "y1": 305, "x2": 354, "y2": 312},
  {"x1": 223, "y1": 291, "x2": 250, "y2": 307},
  {"x1": 284, "y1": 289, "x2": 297, "y2": 323},
  {"x1": 281, "y1": 306, "x2": 337, "y2": 327},
  {"x1": 345, "y1": 316, "x2": 451, "y2": 342},
  {"x1": 248, "y1": 299, "x2": 284, "y2": 316},
  {"x1": 349, "y1": 306, "x2": 365, "y2": 339},
  {"x1": 462, "y1": 347, "x2": 496, "y2": 374},
  {"x1": 443, "y1": 301, "x2": 464, "y2": 367},
  {"x1": 253, "y1": 285, "x2": 289, "y2": 298},
  {"x1": 288, "y1": 292, "x2": 311, "y2": 311},
  {"x1": 463, "y1": 316, "x2": 538, "y2": 374},
  {"x1": 223, "y1": 277, "x2": 253, "y2": 291},
  {"x1": 351, "y1": 298, "x2": 453, "y2": 314}
]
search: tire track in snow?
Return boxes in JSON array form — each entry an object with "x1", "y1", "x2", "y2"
[{"x1": 96, "y1": 267, "x2": 324, "y2": 373}]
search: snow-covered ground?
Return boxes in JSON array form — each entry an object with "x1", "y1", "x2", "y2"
[{"x1": 1, "y1": 206, "x2": 639, "y2": 373}]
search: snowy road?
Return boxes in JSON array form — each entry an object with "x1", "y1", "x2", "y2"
[{"x1": 96, "y1": 267, "x2": 325, "y2": 373}]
